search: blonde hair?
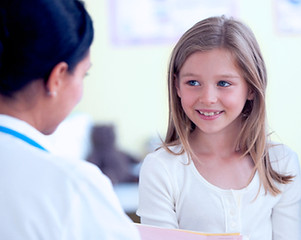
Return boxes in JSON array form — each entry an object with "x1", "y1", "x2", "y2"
[{"x1": 163, "y1": 16, "x2": 293, "y2": 195}]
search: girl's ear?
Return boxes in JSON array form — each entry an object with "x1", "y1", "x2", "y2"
[
  {"x1": 174, "y1": 74, "x2": 181, "y2": 98},
  {"x1": 46, "y1": 62, "x2": 69, "y2": 97},
  {"x1": 247, "y1": 88, "x2": 255, "y2": 100}
]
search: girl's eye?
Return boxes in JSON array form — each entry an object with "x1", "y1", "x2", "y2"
[
  {"x1": 187, "y1": 80, "x2": 200, "y2": 86},
  {"x1": 217, "y1": 80, "x2": 231, "y2": 87}
]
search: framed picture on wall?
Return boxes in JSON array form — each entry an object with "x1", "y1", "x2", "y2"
[
  {"x1": 109, "y1": 0, "x2": 239, "y2": 46},
  {"x1": 274, "y1": 0, "x2": 301, "y2": 34}
]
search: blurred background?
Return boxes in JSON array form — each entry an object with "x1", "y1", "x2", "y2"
[
  {"x1": 51, "y1": 0, "x2": 301, "y2": 222},
  {"x1": 77, "y1": 0, "x2": 300, "y2": 159}
]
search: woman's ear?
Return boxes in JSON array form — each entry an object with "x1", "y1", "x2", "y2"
[{"x1": 46, "y1": 62, "x2": 69, "y2": 97}]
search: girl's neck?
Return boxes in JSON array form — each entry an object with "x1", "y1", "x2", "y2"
[
  {"x1": 188, "y1": 124, "x2": 255, "y2": 190},
  {"x1": 189, "y1": 126, "x2": 240, "y2": 158}
]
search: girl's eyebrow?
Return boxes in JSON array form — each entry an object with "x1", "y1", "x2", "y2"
[
  {"x1": 180, "y1": 72, "x2": 241, "y2": 79},
  {"x1": 179, "y1": 72, "x2": 199, "y2": 78},
  {"x1": 218, "y1": 74, "x2": 241, "y2": 79}
]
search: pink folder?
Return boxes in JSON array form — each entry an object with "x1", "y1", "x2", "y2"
[{"x1": 135, "y1": 224, "x2": 243, "y2": 240}]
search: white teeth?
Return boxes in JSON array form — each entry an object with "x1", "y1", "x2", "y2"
[{"x1": 199, "y1": 111, "x2": 221, "y2": 116}]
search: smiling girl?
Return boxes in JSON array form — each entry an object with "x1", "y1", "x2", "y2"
[{"x1": 137, "y1": 16, "x2": 301, "y2": 240}]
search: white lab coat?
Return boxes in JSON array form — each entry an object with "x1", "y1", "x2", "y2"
[{"x1": 0, "y1": 114, "x2": 140, "y2": 240}]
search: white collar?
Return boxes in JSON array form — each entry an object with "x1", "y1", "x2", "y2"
[{"x1": 0, "y1": 114, "x2": 55, "y2": 152}]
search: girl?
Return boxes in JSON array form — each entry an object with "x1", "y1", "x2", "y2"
[
  {"x1": 0, "y1": 0, "x2": 140, "y2": 239},
  {"x1": 137, "y1": 16, "x2": 301, "y2": 240}
]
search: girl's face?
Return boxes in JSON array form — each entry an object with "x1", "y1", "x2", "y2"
[{"x1": 176, "y1": 48, "x2": 252, "y2": 137}]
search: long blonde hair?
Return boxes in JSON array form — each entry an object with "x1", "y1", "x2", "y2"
[{"x1": 163, "y1": 16, "x2": 293, "y2": 195}]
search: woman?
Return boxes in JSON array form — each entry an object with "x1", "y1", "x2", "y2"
[{"x1": 0, "y1": 0, "x2": 140, "y2": 239}]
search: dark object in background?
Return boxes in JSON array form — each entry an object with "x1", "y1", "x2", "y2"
[{"x1": 87, "y1": 125, "x2": 139, "y2": 185}]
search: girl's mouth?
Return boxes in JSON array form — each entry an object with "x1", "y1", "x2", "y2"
[{"x1": 197, "y1": 110, "x2": 223, "y2": 116}]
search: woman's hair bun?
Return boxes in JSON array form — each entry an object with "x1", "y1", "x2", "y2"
[{"x1": 0, "y1": 0, "x2": 93, "y2": 97}]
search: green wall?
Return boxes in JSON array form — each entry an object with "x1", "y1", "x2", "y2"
[{"x1": 75, "y1": 0, "x2": 301, "y2": 159}]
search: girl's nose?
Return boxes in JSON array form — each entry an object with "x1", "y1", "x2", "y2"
[{"x1": 199, "y1": 86, "x2": 217, "y2": 104}]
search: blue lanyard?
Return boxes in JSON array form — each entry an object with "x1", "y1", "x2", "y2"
[{"x1": 0, "y1": 126, "x2": 47, "y2": 152}]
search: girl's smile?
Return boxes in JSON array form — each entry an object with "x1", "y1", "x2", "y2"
[{"x1": 196, "y1": 109, "x2": 223, "y2": 120}]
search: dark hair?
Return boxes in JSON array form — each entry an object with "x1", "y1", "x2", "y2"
[{"x1": 0, "y1": 0, "x2": 94, "y2": 97}]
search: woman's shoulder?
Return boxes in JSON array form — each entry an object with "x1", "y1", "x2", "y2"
[{"x1": 40, "y1": 151, "x2": 112, "y2": 191}]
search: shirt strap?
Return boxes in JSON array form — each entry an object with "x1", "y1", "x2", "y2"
[{"x1": 0, "y1": 126, "x2": 48, "y2": 152}]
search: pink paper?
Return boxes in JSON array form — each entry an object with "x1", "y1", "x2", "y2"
[{"x1": 135, "y1": 224, "x2": 243, "y2": 240}]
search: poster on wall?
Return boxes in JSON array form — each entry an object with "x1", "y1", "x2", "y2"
[
  {"x1": 109, "y1": 0, "x2": 239, "y2": 46},
  {"x1": 274, "y1": 0, "x2": 301, "y2": 34}
]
